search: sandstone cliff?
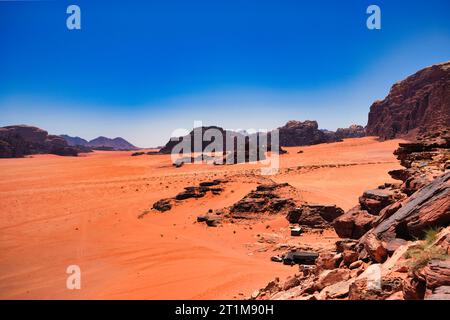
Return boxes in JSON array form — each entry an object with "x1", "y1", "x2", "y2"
[{"x1": 366, "y1": 61, "x2": 450, "y2": 140}]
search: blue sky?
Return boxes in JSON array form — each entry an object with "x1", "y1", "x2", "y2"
[{"x1": 0, "y1": 0, "x2": 449, "y2": 147}]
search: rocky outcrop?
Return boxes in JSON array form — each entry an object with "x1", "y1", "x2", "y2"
[
  {"x1": 333, "y1": 206, "x2": 376, "y2": 239},
  {"x1": 369, "y1": 172, "x2": 450, "y2": 241},
  {"x1": 287, "y1": 204, "x2": 344, "y2": 228},
  {"x1": 158, "y1": 126, "x2": 284, "y2": 164},
  {"x1": 335, "y1": 125, "x2": 366, "y2": 140},
  {"x1": 196, "y1": 182, "x2": 301, "y2": 226},
  {"x1": 0, "y1": 125, "x2": 79, "y2": 158},
  {"x1": 228, "y1": 183, "x2": 297, "y2": 217},
  {"x1": 366, "y1": 61, "x2": 450, "y2": 140},
  {"x1": 278, "y1": 120, "x2": 330, "y2": 146},
  {"x1": 151, "y1": 180, "x2": 226, "y2": 213},
  {"x1": 277, "y1": 121, "x2": 365, "y2": 146}
]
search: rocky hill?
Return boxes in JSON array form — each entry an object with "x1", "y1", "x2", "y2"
[
  {"x1": 87, "y1": 136, "x2": 138, "y2": 150},
  {"x1": 0, "y1": 125, "x2": 79, "y2": 158},
  {"x1": 61, "y1": 135, "x2": 138, "y2": 150},
  {"x1": 60, "y1": 134, "x2": 88, "y2": 147},
  {"x1": 366, "y1": 61, "x2": 450, "y2": 140}
]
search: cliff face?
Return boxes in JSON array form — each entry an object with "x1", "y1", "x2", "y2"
[
  {"x1": 366, "y1": 61, "x2": 450, "y2": 140},
  {"x1": 0, "y1": 125, "x2": 79, "y2": 158}
]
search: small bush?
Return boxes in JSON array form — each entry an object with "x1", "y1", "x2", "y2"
[{"x1": 405, "y1": 227, "x2": 448, "y2": 272}]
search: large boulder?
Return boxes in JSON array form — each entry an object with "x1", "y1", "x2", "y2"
[
  {"x1": 278, "y1": 120, "x2": 329, "y2": 147},
  {"x1": 287, "y1": 204, "x2": 344, "y2": 228},
  {"x1": 359, "y1": 189, "x2": 396, "y2": 215},
  {"x1": 333, "y1": 206, "x2": 376, "y2": 239},
  {"x1": 366, "y1": 61, "x2": 450, "y2": 140}
]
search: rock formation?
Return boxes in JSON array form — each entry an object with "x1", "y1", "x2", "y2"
[
  {"x1": 366, "y1": 61, "x2": 450, "y2": 140},
  {"x1": 253, "y1": 63, "x2": 450, "y2": 301},
  {"x1": 158, "y1": 126, "x2": 284, "y2": 164},
  {"x1": 335, "y1": 125, "x2": 366, "y2": 140},
  {"x1": 278, "y1": 120, "x2": 330, "y2": 146},
  {"x1": 278, "y1": 121, "x2": 365, "y2": 147},
  {"x1": 0, "y1": 125, "x2": 79, "y2": 158},
  {"x1": 287, "y1": 204, "x2": 344, "y2": 228}
]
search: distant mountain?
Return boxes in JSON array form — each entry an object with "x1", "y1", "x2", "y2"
[
  {"x1": 61, "y1": 135, "x2": 139, "y2": 150},
  {"x1": 60, "y1": 134, "x2": 88, "y2": 146}
]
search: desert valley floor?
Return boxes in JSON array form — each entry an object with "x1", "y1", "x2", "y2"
[{"x1": 0, "y1": 137, "x2": 406, "y2": 299}]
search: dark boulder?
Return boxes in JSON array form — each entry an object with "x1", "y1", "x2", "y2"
[
  {"x1": 286, "y1": 204, "x2": 344, "y2": 228},
  {"x1": 283, "y1": 251, "x2": 319, "y2": 265}
]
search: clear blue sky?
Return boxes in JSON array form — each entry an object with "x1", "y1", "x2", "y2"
[{"x1": 0, "y1": 0, "x2": 449, "y2": 147}]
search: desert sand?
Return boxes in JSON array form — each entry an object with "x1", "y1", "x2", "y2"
[{"x1": 0, "y1": 137, "x2": 405, "y2": 299}]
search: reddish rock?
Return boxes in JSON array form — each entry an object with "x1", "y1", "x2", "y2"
[
  {"x1": 342, "y1": 250, "x2": 359, "y2": 266},
  {"x1": 422, "y1": 260, "x2": 450, "y2": 290},
  {"x1": 402, "y1": 276, "x2": 426, "y2": 300},
  {"x1": 335, "y1": 239, "x2": 359, "y2": 253},
  {"x1": 287, "y1": 204, "x2": 344, "y2": 228},
  {"x1": 366, "y1": 61, "x2": 450, "y2": 140},
  {"x1": 359, "y1": 189, "x2": 395, "y2": 215},
  {"x1": 368, "y1": 172, "x2": 450, "y2": 241},
  {"x1": 316, "y1": 252, "x2": 342, "y2": 270},
  {"x1": 373, "y1": 201, "x2": 403, "y2": 226},
  {"x1": 281, "y1": 275, "x2": 301, "y2": 291},
  {"x1": 333, "y1": 206, "x2": 376, "y2": 239},
  {"x1": 317, "y1": 269, "x2": 351, "y2": 290},
  {"x1": 361, "y1": 233, "x2": 388, "y2": 263}
]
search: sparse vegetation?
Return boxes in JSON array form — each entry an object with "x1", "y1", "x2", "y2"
[{"x1": 404, "y1": 227, "x2": 448, "y2": 272}]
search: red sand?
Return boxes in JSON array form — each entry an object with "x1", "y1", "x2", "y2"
[{"x1": 0, "y1": 137, "x2": 405, "y2": 299}]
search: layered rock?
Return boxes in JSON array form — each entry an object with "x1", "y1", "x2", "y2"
[
  {"x1": 366, "y1": 61, "x2": 450, "y2": 140},
  {"x1": 287, "y1": 204, "x2": 344, "y2": 228},
  {"x1": 196, "y1": 182, "x2": 301, "y2": 226},
  {"x1": 151, "y1": 180, "x2": 226, "y2": 212},
  {"x1": 369, "y1": 172, "x2": 449, "y2": 241},
  {"x1": 0, "y1": 125, "x2": 79, "y2": 158}
]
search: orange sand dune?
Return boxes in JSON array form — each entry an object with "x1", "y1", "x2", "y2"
[{"x1": 0, "y1": 137, "x2": 405, "y2": 299}]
